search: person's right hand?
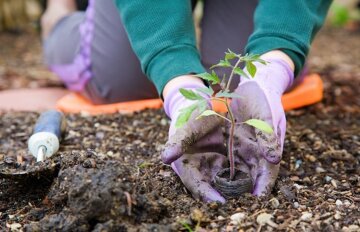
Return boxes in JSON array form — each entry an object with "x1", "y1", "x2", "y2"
[{"x1": 162, "y1": 78, "x2": 227, "y2": 203}]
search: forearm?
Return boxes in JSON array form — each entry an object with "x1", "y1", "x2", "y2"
[
  {"x1": 245, "y1": 0, "x2": 332, "y2": 75},
  {"x1": 114, "y1": 0, "x2": 205, "y2": 95}
]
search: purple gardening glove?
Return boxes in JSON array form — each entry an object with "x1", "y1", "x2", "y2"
[
  {"x1": 231, "y1": 58, "x2": 294, "y2": 196},
  {"x1": 162, "y1": 82, "x2": 227, "y2": 203}
]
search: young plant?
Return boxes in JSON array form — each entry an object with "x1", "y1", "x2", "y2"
[{"x1": 176, "y1": 50, "x2": 274, "y2": 181}]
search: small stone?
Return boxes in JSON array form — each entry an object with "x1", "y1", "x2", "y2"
[
  {"x1": 305, "y1": 154, "x2": 317, "y2": 162},
  {"x1": 294, "y1": 184, "x2": 305, "y2": 190},
  {"x1": 257, "y1": 213, "x2": 272, "y2": 226},
  {"x1": 344, "y1": 200, "x2": 351, "y2": 207},
  {"x1": 95, "y1": 131, "x2": 105, "y2": 139},
  {"x1": 106, "y1": 151, "x2": 114, "y2": 157},
  {"x1": 291, "y1": 176, "x2": 300, "y2": 181},
  {"x1": 334, "y1": 211, "x2": 341, "y2": 220},
  {"x1": 256, "y1": 213, "x2": 278, "y2": 228},
  {"x1": 191, "y1": 209, "x2": 204, "y2": 222},
  {"x1": 293, "y1": 202, "x2": 300, "y2": 208},
  {"x1": 331, "y1": 179, "x2": 338, "y2": 188},
  {"x1": 230, "y1": 212, "x2": 246, "y2": 225},
  {"x1": 303, "y1": 177, "x2": 311, "y2": 184},
  {"x1": 335, "y1": 199, "x2": 343, "y2": 206},
  {"x1": 270, "y1": 198, "x2": 280, "y2": 208},
  {"x1": 316, "y1": 167, "x2": 326, "y2": 173},
  {"x1": 325, "y1": 176, "x2": 332, "y2": 182},
  {"x1": 300, "y1": 212, "x2": 313, "y2": 221},
  {"x1": 348, "y1": 225, "x2": 359, "y2": 231},
  {"x1": 159, "y1": 170, "x2": 171, "y2": 177},
  {"x1": 160, "y1": 118, "x2": 168, "y2": 126},
  {"x1": 217, "y1": 216, "x2": 226, "y2": 221},
  {"x1": 7, "y1": 223, "x2": 22, "y2": 231}
]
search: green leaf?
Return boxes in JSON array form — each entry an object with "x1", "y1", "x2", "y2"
[
  {"x1": 244, "y1": 119, "x2": 274, "y2": 134},
  {"x1": 197, "y1": 100, "x2": 208, "y2": 115},
  {"x1": 175, "y1": 104, "x2": 197, "y2": 128},
  {"x1": 242, "y1": 54, "x2": 267, "y2": 65},
  {"x1": 179, "y1": 88, "x2": 204, "y2": 100},
  {"x1": 215, "y1": 90, "x2": 242, "y2": 98},
  {"x1": 195, "y1": 110, "x2": 218, "y2": 119},
  {"x1": 195, "y1": 71, "x2": 220, "y2": 84},
  {"x1": 246, "y1": 62, "x2": 257, "y2": 78},
  {"x1": 233, "y1": 67, "x2": 250, "y2": 78},
  {"x1": 225, "y1": 49, "x2": 237, "y2": 61},
  {"x1": 138, "y1": 162, "x2": 153, "y2": 169},
  {"x1": 196, "y1": 109, "x2": 230, "y2": 122},
  {"x1": 197, "y1": 87, "x2": 214, "y2": 96},
  {"x1": 210, "y1": 59, "x2": 232, "y2": 69}
]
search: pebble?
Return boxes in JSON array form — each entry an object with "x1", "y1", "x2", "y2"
[
  {"x1": 331, "y1": 179, "x2": 338, "y2": 188},
  {"x1": 300, "y1": 212, "x2": 313, "y2": 221},
  {"x1": 230, "y1": 212, "x2": 246, "y2": 225},
  {"x1": 335, "y1": 199, "x2": 343, "y2": 206},
  {"x1": 217, "y1": 216, "x2": 226, "y2": 221},
  {"x1": 334, "y1": 211, "x2": 341, "y2": 220},
  {"x1": 293, "y1": 202, "x2": 300, "y2": 208},
  {"x1": 160, "y1": 118, "x2": 168, "y2": 126},
  {"x1": 256, "y1": 213, "x2": 272, "y2": 226},
  {"x1": 256, "y1": 213, "x2": 278, "y2": 228},
  {"x1": 325, "y1": 176, "x2": 332, "y2": 182},
  {"x1": 316, "y1": 167, "x2": 326, "y2": 173},
  {"x1": 6, "y1": 223, "x2": 21, "y2": 231},
  {"x1": 344, "y1": 200, "x2": 351, "y2": 207},
  {"x1": 270, "y1": 198, "x2": 280, "y2": 208},
  {"x1": 190, "y1": 209, "x2": 204, "y2": 222},
  {"x1": 342, "y1": 225, "x2": 360, "y2": 232},
  {"x1": 305, "y1": 154, "x2": 317, "y2": 162}
]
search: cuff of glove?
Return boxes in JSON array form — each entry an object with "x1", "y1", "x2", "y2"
[
  {"x1": 262, "y1": 58, "x2": 294, "y2": 91},
  {"x1": 164, "y1": 82, "x2": 208, "y2": 119}
]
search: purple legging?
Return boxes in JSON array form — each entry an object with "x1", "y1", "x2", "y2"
[{"x1": 44, "y1": 0, "x2": 257, "y2": 104}]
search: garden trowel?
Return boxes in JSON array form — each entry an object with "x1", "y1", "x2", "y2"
[{"x1": 0, "y1": 110, "x2": 66, "y2": 178}]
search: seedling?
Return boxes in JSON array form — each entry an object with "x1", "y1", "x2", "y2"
[{"x1": 176, "y1": 50, "x2": 274, "y2": 195}]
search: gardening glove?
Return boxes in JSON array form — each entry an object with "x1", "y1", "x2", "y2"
[
  {"x1": 231, "y1": 58, "x2": 294, "y2": 196},
  {"x1": 162, "y1": 82, "x2": 227, "y2": 203}
]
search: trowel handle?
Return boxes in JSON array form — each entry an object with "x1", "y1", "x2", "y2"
[
  {"x1": 33, "y1": 110, "x2": 66, "y2": 140},
  {"x1": 28, "y1": 110, "x2": 66, "y2": 160}
]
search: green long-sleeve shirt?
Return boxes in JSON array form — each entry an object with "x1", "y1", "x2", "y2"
[{"x1": 114, "y1": 0, "x2": 332, "y2": 95}]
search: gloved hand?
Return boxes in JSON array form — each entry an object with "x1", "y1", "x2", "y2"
[
  {"x1": 230, "y1": 58, "x2": 294, "y2": 196},
  {"x1": 162, "y1": 81, "x2": 227, "y2": 203}
]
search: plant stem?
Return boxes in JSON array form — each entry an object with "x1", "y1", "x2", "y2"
[
  {"x1": 212, "y1": 97, "x2": 236, "y2": 180},
  {"x1": 224, "y1": 58, "x2": 242, "y2": 180},
  {"x1": 225, "y1": 57, "x2": 242, "y2": 91},
  {"x1": 225, "y1": 99, "x2": 236, "y2": 180}
]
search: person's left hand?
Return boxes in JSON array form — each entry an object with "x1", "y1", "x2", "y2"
[{"x1": 230, "y1": 58, "x2": 294, "y2": 195}]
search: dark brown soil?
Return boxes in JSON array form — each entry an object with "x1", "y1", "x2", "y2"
[{"x1": 0, "y1": 27, "x2": 359, "y2": 231}]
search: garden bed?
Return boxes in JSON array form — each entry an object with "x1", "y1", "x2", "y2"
[{"x1": 0, "y1": 28, "x2": 359, "y2": 231}]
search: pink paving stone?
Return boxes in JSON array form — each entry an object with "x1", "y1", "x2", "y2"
[{"x1": 0, "y1": 88, "x2": 69, "y2": 112}]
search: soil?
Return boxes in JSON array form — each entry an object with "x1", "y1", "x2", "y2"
[{"x1": 0, "y1": 27, "x2": 359, "y2": 231}]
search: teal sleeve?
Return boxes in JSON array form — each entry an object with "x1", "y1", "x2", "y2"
[
  {"x1": 245, "y1": 0, "x2": 332, "y2": 76},
  {"x1": 114, "y1": 0, "x2": 205, "y2": 95}
]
